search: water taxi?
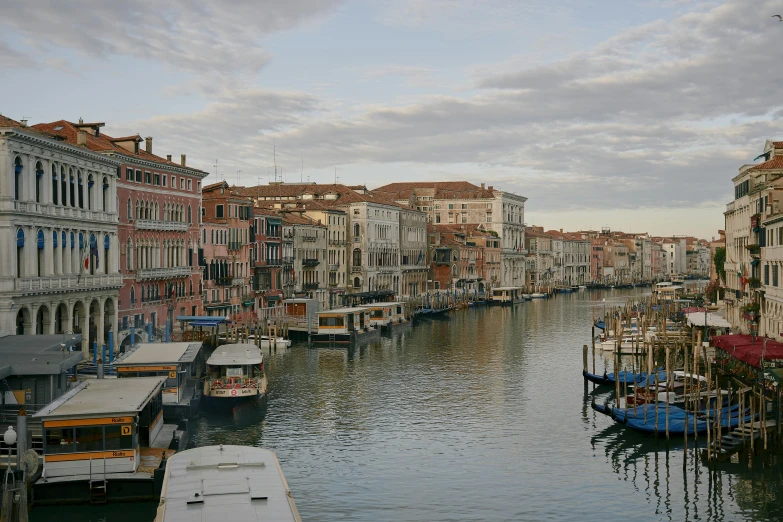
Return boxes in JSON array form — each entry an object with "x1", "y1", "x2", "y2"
[
  {"x1": 312, "y1": 307, "x2": 374, "y2": 343},
  {"x1": 203, "y1": 344, "x2": 268, "y2": 406},
  {"x1": 490, "y1": 287, "x2": 522, "y2": 305},
  {"x1": 654, "y1": 281, "x2": 682, "y2": 302},
  {"x1": 357, "y1": 303, "x2": 392, "y2": 329},
  {"x1": 154, "y1": 445, "x2": 301, "y2": 522}
]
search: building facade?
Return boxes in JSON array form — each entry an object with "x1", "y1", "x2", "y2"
[{"x1": 1, "y1": 116, "x2": 122, "y2": 352}]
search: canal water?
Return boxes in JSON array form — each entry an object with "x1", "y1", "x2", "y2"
[{"x1": 32, "y1": 289, "x2": 783, "y2": 521}]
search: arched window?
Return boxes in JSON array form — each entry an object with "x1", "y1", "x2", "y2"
[
  {"x1": 13, "y1": 157, "x2": 23, "y2": 201},
  {"x1": 126, "y1": 239, "x2": 133, "y2": 271},
  {"x1": 102, "y1": 177, "x2": 109, "y2": 211},
  {"x1": 353, "y1": 223, "x2": 360, "y2": 237},
  {"x1": 87, "y1": 174, "x2": 94, "y2": 210},
  {"x1": 188, "y1": 205, "x2": 192, "y2": 224},
  {"x1": 127, "y1": 198, "x2": 132, "y2": 220},
  {"x1": 36, "y1": 229, "x2": 45, "y2": 277},
  {"x1": 77, "y1": 171, "x2": 84, "y2": 209},
  {"x1": 16, "y1": 229, "x2": 24, "y2": 278},
  {"x1": 352, "y1": 248, "x2": 362, "y2": 267},
  {"x1": 69, "y1": 169, "x2": 75, "y2": 207},
  {"x1": 35, "y1": 161, "x2": 43, "y2": 203},
  {"x1": 51, "y1": 165, "x2": 58, "y2": 205},
  {"x1": 60, "y1": 167, "x2": 67, "y2": 207},
  {"x1": 353, "y1": 277, "x2": 361, "y2": 288},
  {"x1": 135, "y1": 200, "x2": 140, "y2": 219},
  {"x1": 130, "y1": 285, "x2": 136, "y2": 305}
]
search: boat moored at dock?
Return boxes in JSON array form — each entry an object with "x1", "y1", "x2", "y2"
[
  {"x1": 203, "y1": 344, "x2": 267, "y2": 406},
  {"x1": 312, "y1": 307, "x2": 377, "y2": 343},
  {"x1": 154, "y1": 445, "x2": 301, "y2": 522},
  {"x1": 490, "y1": 287, "x2": 522, "y2": 305}
]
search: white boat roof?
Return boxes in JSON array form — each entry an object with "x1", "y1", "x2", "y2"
[
  {"x1": 316, "y1": 307, "x2": 366, "y2": 315},
  {"x1": 156, "y1": 445, "x2": 301, "y2": 522},
  {"x1": 115, "y1": 342, "x2": 202, "y2": 366},
  {"x1": 33, "y1": 377, "x2": 165, "y2": 420},
  {"x1": 207, "y1": 344, "x2": 263, "y2": 366},
  {"x1": 357, "y1": 303, "x2": 392, "y2": 309},
  {"x1": 492, "y1": 287, "x2": 521, "y2": 291}
]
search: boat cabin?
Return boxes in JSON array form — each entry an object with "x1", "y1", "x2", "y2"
[
  {"x1": 33, "y1": 377, "x2": 166, "y2": 478},
  {"x1": 154, "y1": 445, "x2": 302, "y2": 522},
  {"x1": 491, "y1": 287, "x2": 521, "y2": 304},
  {"x1": 204, "y1": 344, "x2": 267, "y2": 401},
  {"x1": 357, "y1": 303, "x2": 392, "y2": 329},
  {"x1": 313, "y1": 307, "x2": 373, "y2": 343},
  {"x1": 383, "y1": 301, "x2": 408, "y2": 324},
  {"x1": 654, "y1": 282, "x2": 681, "y2": 302},
  {"x1": 114, "y1": 342, "x2": 203, "y2": 405}
]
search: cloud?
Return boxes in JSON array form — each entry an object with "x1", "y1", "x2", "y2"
[{"x1": 0, "y1": 0, "x2": 342, "y2": 75}]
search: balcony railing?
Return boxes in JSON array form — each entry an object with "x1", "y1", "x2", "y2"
[
  {"x1": 329, "y1": 264, "x2": 340, "y2": 272},
  {"x1": 302, "y1": 236, "x2": 317, "y2": 242},
  {"x1": 214, "y1": 277, "x2": 232, "y2": 286},
  {"x1": 351, "y1": 266, "x2": 362, "y2": 273},
  {"x1": 137, "y1": 266, "x2": 191, "y2": 280},
  {"x1": 15, "y1": 273, "x2": 123, "y2": 293},
  {"x1": 135, "y1": 219, "x2": 188, "y2": 232},
  {"x1": 328, "y1": 239, "x2": 346, "y2": 246},
  {"x1": 231, "y1": 277, "x2": 244, "y2": 286},
  {"x1": 303, "y1": 282, "x2": 320, "y2": 291},
  {"x1": 282, "y1": 257, "x2": 294, "y2": 265},
  {"x1": 256, "y1": 259, "x2": 282, "y2": 267},
  {"x1": 302, "y1": 259, "x2": 320, "y2": 267},
  {"x1": 7, "y1": 200, "x2": 118, "y2": 223},
  {"x1": 352, "y1": 236, "x2": 362, "y2": 243}
]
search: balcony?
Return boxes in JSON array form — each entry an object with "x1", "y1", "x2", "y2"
[
  {"x1": 328, "y1": 239, "x2": 346, "y2": 246},
  {"x1": 351, "y1": 266, "x2": 362, "y2": 273},
  {"x1": 302, "y1": 236, "x2": 317, "y2": 242},
  {"x1": 15, "y1": 273, "x2": 123, "y2": 294},
  {"x1": 747, "y1": 244, "x2": 761, "y2": 258},
  {"x1": 228, "y1": 241, "x2": 242, "y2": 251},
  {"x1": 232, "y1": 277, "x2": 244, "y2": 286},
  {"x1": 303, "y1": 282, "x2": 320, "y2": 291},
  {"x1": 214, "y1": 277, "x2": 232, "y2": 286},
  {"x1": 256, "y1": 258, "x2": 282, "y2": 267},
  {"x1": 352, "y1": 235, "x2": 362, "y2": 243},
  {"x1": 282, "y1": 256, "x2": 294, "y2": 265},
  {"x1": 302, "y1": 258, "x2": 320, "y2": 267},
  {"x1": 135, "y1": 219, "x2": 188, "y2": 232},
  {"x1": 137, "y1": 266, "x2": 191, "y2": 281},
  {"x1": 6, "y1": 200, "x2": 118, "y2": 224},
  {"x1": 329, "y1": 264, "x2": 340, "y2": 272}
]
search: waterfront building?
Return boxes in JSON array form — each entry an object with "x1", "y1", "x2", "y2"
[
  {"x1": 430, "y1": 225, "x2": 486, "y2": 293},
  {"x1": 524, "y1": 227, "x2": 555, "y2": 288},
  {"x1": 372, "y1": 181, "x2": 527, "y2": 288},
  {"x1": 201, "y1": 181, "x2": 254, "y2": 321},
  {"x1": 251, "y1": 208, "x2": 284, "y2": 317},
  {"x1": 1, "y1": 116, "x2": 122, "y2": 351},
  {"x1": 724, "y1": 140, "x2": 783, "y2": 333},
  {"x1": 590, "y1": 240, "x2": 605, "y2": 284},
  {"x1": 759, "y1": 173, "x2": 783, "y2": 339},
  {"x1": 298, "y1": 204, "x2": 349, "y2": 309},
  {"x1": 34, "y1": 120, "x2": 207, "y2": 347},
  {"x1": 280, "y1": 210, "x2": 328, "y2": 309}
]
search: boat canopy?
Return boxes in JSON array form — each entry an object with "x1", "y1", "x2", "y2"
[{"x1": 207, "y1": 343, "x2": 263, "y2": 366}]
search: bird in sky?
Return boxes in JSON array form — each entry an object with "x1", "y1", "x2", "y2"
[{"x1": 773, "y1": 14, "x2": 783, "y2": 21}]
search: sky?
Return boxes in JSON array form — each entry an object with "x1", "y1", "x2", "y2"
[{"x1": 1, "y1": 0, "x2": 779, "y2": 239}]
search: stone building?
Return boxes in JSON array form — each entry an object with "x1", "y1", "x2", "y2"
[
  {"x1": 372, "y1": 181, "x2": 527, "y2": 288},
  {"x1": 33, "y1": 119, "x2": 207, "y2": 347},
  {"x1": 280, "y1": 211, "x2": 328, "y2": 309},
  {"x1": 201, "y1": 182, "x2": 254, "y2": 321},
  {"x1": 251, "y1": 208, "x2": 284, "y2": 316},
  {"x1": 0, "y1": 115, "x2": 122, "y2": 352}
]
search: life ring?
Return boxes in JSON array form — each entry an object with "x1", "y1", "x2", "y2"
[
  {"x1": 212, "y1": 379, "x2": 224, "y2": 389},
  {"x1": 246, "y1": 380, "x2": 256, "y2": 388}
]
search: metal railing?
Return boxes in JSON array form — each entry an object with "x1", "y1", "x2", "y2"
[
  {"x1": 16, "y1": 274, "x2": 123, "y2": 292},
  {"x1": 137, "y1": 266, "x2": 191, "y2": 280},
  {"x1": 302, "y1": 259, "x2": 320, "y2": 267},
  {"x1": 135, "y1": 219, "x2": 188, "y2": 232}
]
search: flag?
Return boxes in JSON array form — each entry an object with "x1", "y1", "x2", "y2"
[{"x1": 82, "y1": 250, "x2": 90, "y2": 273}]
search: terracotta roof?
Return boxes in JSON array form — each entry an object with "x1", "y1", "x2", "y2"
[
  {"x1": 279, "y1": 211, "x2": 321, "y2": 226},
  {"x1": 32, "y1": 120, "x2": 208, "y2": 175},
  {"x1": 0, "y1": 115, "x2": 22, "y2": 128},
  {"x1": 749, "y1": 155, "x2": 783, "y2": 171},
  {"x1": 236, "y1": 183, "x2": 413, "y2": 211},
  {"x1": 372, "y1": 181, "x2": 495, "y2": 200},
  {"x1": 773, "y1": 142, "x2": 783, "y2": 148}
]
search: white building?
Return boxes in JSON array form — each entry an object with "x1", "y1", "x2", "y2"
[
  {"x1": 373, "y1": 181, "x2": 527, "y2": 288},
  {"x1": 0, "y1": 116, "x2": 122, "y2": 352}
]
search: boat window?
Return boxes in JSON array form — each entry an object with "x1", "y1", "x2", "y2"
[
  {"x1": 45, "y1": 428, "x2": 75, "y2": 454},
  {"x1": 105, "y1": 425, "x2": 134, "y2": 451},
  {"x1": 319, "y1": 316, "x2": 344, "y2": 327},
  {"x1": 226, "y1": 366, "x2": 243, "y2": 377},
  {"x1": 371, "y1": 310, "x2": 384, "y2": 319},
  {"x1": 75, "y1": 426, "x2": 104, "y2": 453}
]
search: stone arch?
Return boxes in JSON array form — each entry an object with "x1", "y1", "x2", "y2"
[
  {"x1": 35, "y1": 304, "x2": 51, "y2": 335},
  {"x1": 13, "y1": 156, "x2": 23, "y2": 200},
  {"x1": 54, "y1": 302, "x2": 69, "y2": 334},
  {"x1": 16, "y1": 306, "x2": 31, "y2": 335},
  {"x1": 104, "y1": 297, "x2": 116, "y2": 341},
  {"x1": 35, "y1": 160, "x2": 44, "y2": 203}
]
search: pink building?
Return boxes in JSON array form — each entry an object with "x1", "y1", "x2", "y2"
[{"x1": 34, "y1": 120, "x2": 208, "y2": 348}]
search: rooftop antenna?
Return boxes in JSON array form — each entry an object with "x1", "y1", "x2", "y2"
[
  {"x1": 236, "y1": 170, "x2": 241, "y2": 186},
  {"x1": 334, "y1": 167, "x2": 339, "y2": 185},
  {"x1": 213, "y1": 159, "x2": 219, "y2": 181}
]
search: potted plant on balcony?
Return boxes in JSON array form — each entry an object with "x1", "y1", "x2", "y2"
[{"x1": 741, "y1": 301, "x2": 760, "y2": 321}]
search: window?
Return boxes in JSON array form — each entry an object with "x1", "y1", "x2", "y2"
[
  {"x1": 188, "y1": 179, "x2": 192, "y2": 191},
  {"x1": 197, "y1": 181, "x2": 202, "y2": 192},
  {"x1": 162, "y1": 175, "x2": 167, "y2": 187},
  {"x1": 171, "y1": 176, "x2": 176, "y2": 188},
  {"x1": 775, "y1": 265, "x2": 779, "y2": 287},
  {"x1": 216, "y1": 205, "x2": 224, "y2": 218},
  {"x1": 180, "y1": 178, "x2": 185, "y2": 189},
  {"x1": 135, "y1": 169, "x2": 142, "y2": 182},
  {"x1": 144, "y1": 171, "x2": 151, "y2": 184},
  {"x1": 75, "y1": 426, "x2": 104, "y2": 453},
  {"x1": 435, "y1": 214, "x2": 441, "y2": 223},
  {"x1": 104, "y1": 425, "x2": 133, "y2": 451},
  {"x1": 154, "y1": 173, "x2": 160, "y2": 186},
  {"x1": 765, "y1": 264, "x2": 770, "y2": 285},
  {"x1": 448, "y1": 203, "x2": 454, "y2": 210},
  {"x1": 45, "y1": 428, "x2": 74, "y2": 454},
  {"x1": 126, "y1": 167, "x2": 134, "y2": 181},
  {"x1": 188, "y1": 205, "x2": 192, "y2": 224},
  {"x1": 127, "y1": 198, "x2": 131, "y2": 219}
]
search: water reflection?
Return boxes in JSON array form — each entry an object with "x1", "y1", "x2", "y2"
[{"x1": 33, "y1": 289, "x2": 783, "y2": 521}]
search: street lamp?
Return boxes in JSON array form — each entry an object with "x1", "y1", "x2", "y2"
[
  {"x1": 3, "y1": 426, "x2": 16, "y2": 471},
  {"x1": 750, "y1": 320, "x2": 759, "y2": 344}
]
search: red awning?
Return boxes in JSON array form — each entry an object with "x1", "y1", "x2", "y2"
[{"x1": 711, "y1": 334, "x2": 783, "y2": 368}]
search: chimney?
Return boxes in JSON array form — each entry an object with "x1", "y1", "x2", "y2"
[
  {"x1": 488, "y1": 185, "x2": 493, "y2": 191},
  {"x1": 166, "y1": 154, "x2": 172, "y2": 162},
  {"x1": 145, "y1": 136, "x2": 152, "y2": 154},
  {"x1": 20, "y1": 119, "x2": 27, "y2": 127},
  {"x1": 77, "y1": 129, "x2": 87, "y2": 146},
  {"x1": 480, "y1": 183, "x2": 485, "y2": 190},
  {"x1": 181, "y1": 154, "x2": 186, "y2": 166},
  {"x1": 560, "y1": 228, "x2": 563, "y2": 233}
]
